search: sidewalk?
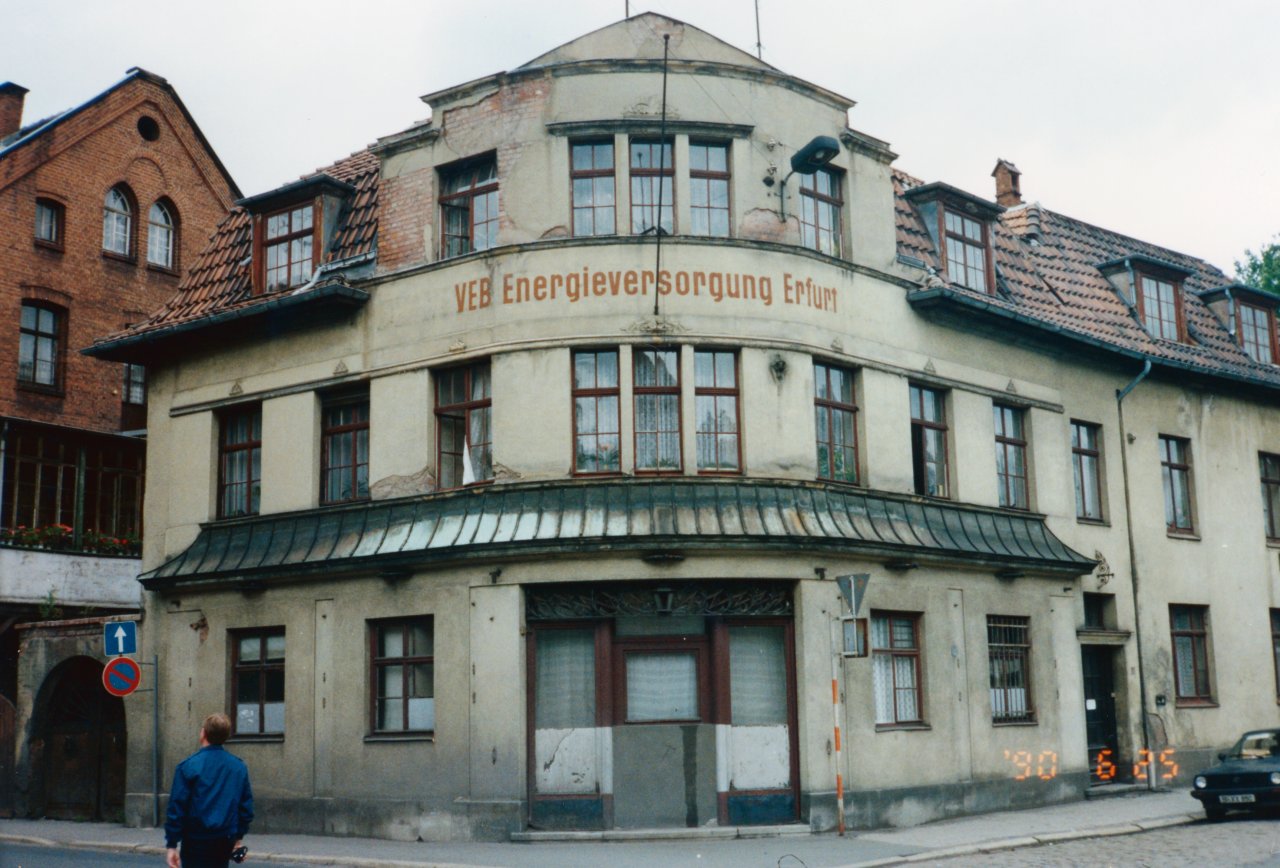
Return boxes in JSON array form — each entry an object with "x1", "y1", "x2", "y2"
[{"x1": 0, "y1": 789, "x2": 1204, "y2": 868}]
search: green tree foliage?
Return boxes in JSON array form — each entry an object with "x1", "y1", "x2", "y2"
[{"x1": 1235, "y1": 237, "x2": 1280, "y2": 295}]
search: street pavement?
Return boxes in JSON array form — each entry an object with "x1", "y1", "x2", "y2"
[{"x1": 0, "y1": 789, "x2": 1217, "y2": 868}]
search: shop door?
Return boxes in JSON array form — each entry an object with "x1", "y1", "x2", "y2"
[{"x1": 1081, "y1": 646, "x2": 1118, "y2": 784}]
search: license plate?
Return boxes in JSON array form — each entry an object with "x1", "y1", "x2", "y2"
[{"x1": 1220, "y1": 794, "x2": 1256, "y2": 804}]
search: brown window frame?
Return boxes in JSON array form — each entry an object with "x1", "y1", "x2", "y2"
[
  {"x1": 1169, "y1": 605, "x2": 1213, "y2": 704},
  {"x1": 17, "y1": 301, "x2": 65, "y2": 393},
  {"x1": 1262, "y1": 453, "x2": 1280, "y2": 541},
  {"x1": 633, "y1": 347, "x2": 682, "y2": 474},
  {"x1": 987, "y1": 615, "x2": 1035, "y2": 724},
  {"x1": 910, "y1": 384, "x2": 948, "y2": 498},
  {"x1": 1239, "y1": 301, "x2": 1278, "y2": 365},
  {"x1": 570, "y1": 139, "x2": 616, "y2": 237},
  {"x1": 369, "y1": 616, "x2": 435, "y2": 736},
  {"x1": 231, "y1": 628, "x2": 285, "y2": 737},
  {"x1": 257, "y1": 201, "x2": 317, "y2": 294},
  {"x1": 1272, "y1": 609, "x2": 1280, "y2": 700},
  {"x1": 34, "y1": 197, "x2": 65, "y2": 251},
  {"x1": 797, "y1": 167, "x2": 843, "y2": 257},
  {"x1": 688, "y1": 140, "x2": 731, "y2": 238},
  {"x1": 1071, "y1": 420, "x2": 1103, "y2": 521},
  {"x1": 440, "y1": 154, "x2": 499, "y2": 258},
  {"x1": 870, "y1": 610, "x2": 924, "y2": 727},
  {"x1": 695, "y1": 349, "x2": 742, "y2": 474},
  {"x1": 938, "y1": 207, "x2": 994, "y2": 293},
  {"x1": 572, "y1": 349, "x2": 621, "y2": 476},
  {"x1": 612, "y1": 635, "x2": 711, "y2": 725},
  {"x1": 1136, "y1": 273, "x2": 1184, "y2": 342},
  {"x1": 218, "y1": 404, "x2": 262, "y2": 519},
  {"x1": 1159, "y1": 435, "x2": 1194, "y2": 534},
  {"x1": 993, "y1": 403, "x2": 1029, "y2": 510},
  {"x1": 434, "y1": 361, "x2": 493, "y2": 490},
  {"x1": 320, "y1": 394, "x2": 370, "y2": 505},
  {"x1": 629, "y1": 137, "x2": 674, "y2": 236},
  {"x1": 814, "y1": 361, "x2": 858, "y2": 484}
]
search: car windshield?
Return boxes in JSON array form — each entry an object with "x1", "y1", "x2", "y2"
[{"x1": 1227, "y1": 730, "x2": 1280, "y2": 759}]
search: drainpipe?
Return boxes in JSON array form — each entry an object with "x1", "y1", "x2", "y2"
[
  {"x1": 1116, "y1": 359, "x2": 1156, "y2": 790},
  {"x1": 0, "y1": 420, "x2": 8, "y2": 526}
]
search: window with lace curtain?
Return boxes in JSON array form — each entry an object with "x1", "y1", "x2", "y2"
[{"x1": 871, "y1": 612, "x2": 922, "y2": 726}]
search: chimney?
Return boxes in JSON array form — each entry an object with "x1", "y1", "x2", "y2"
[
  {"x1": 0, "y1": 82, "x2": 28, "y2": 139},
  {"x1": 992, "y1": 158, "x2": 1022, "y2": 207}
]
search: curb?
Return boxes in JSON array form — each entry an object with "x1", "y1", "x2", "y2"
[{"x1": 836, "y1": 812, "x2": 1200, "y2": 867}]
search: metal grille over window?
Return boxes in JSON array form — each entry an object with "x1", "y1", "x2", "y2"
[
  {"x1": 441, "y1": 158, "x2": 499, "y2": 257},
  {"x1": 695, "y1": 350, "x2": 740, "y2": 472},
  {"x1": 987, "y1": 615, "x2": 1033, "y2": 723},
  {"x1": 814, "y1": 362, "x2": 858, "y2": 483},
  {"x1": 573, "y1": 350, "x2": 621, "y2": 474},
  {"x1": 234, "y1": 631, "x2": 285, "y2": 735},
  {"x1": 372, "y1": 618, "x2": 434, "y2": 733},
  {"x1": 265, "y1": 204, "x2": 314, "y2": 290},
  {"x1": 871, "y1": 613, "x2": 922, "y2": 725},
  {"x1": 634, "y1": 348, "x2": 681, "y2": 472}
]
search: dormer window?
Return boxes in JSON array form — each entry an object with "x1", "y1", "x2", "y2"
[
  {"x1": 902, "y1": 182, "x2": 1003, "y2": 294},
  {"x1": 265, "y1": 204, "x2": 314, "y2": 290},
  {"x1": 944, "y1": 210, "x2": 989, "y2": 291},
  {"x1": 1137, "y1": 275, "x2": 1181, "y2": 341},
  {"x1": 1239, "y1": 301, "x2": 1277, "y2": 364},
  {"x1": 238, "y1": 173, "x2": 354, "y2": 296}
]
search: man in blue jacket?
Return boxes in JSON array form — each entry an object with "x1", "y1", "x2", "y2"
[{"x1": 164, "y1": 712, "x2": 253, "y2": 868}]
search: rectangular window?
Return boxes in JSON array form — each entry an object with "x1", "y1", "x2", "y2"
[
  {"x1": 1071, "y1": 421, "x2": 1103, "y2": 521},
  {"x1": 35, "y1": 198, "x2": 63, "y2": 248},
  {"x1": 814, "y1": 362, "x2": 858, "y2": 483},
  {"x1": 233, "y1": 629, "x2": 285, "y2": 736},
  {"x1": 18, "y1": 302, "x2": 62, "y2": 389},
  {"x1": 993, "y1": 404, "x2": 1028, "y2": 509},
  {"x1": 910, "y1": 385, "x2": 948, "y2": 497},
  {"x1": 219, "y1": 406, "x2": 262, "y2": 518},
  {"x1": 1169, "y1": 605, "x2": 1212, "y2": 702},
  {"x1": 435, "y1": 362, "x2": 492, "y2": 489},
  {"x1": 1272, "y1": 610, "x2": 1280, "y2": 700},
  {"x1": 1262, "y1": 453, "x2": 1280, "y2": 540},
  {"x1": 695, "y1": 350, "x2": 740, "y2": 472},
  {"x1": 1159, "y1": 435, "x2": 1193, "y2": 533},
  {"x1": 688, "y1": 141, "x2": 730, "y2": 237},
  {"x1": 371, "y1": 617, "x2": 435, "y2": 734},
  {"x1": 871, "y1": 612, "x2": 922, "y2": 725},
  {"x1": 798, "y1": 167, "x2": 842, "y2": 256},
  {"x1": 630, "y1": 138, "x2": 673, "y2": 236},
  {"x1": 573, "y1": 350, "x2": 621, "y2": 474},
  {"x1": 441, "y1": 156, "x2": 499, "y2": 258},
  {"x1": 987, "y1": 615, "x2": 1033, "y2": 723},
  {"x1": 1138, "y1": 275, "x2": 1180, "y2": 341},
  {"x1": 264, "y1": 204, "x2": 314, "y2": 291},
  {"x1": 943, "y1": 210, "x2": 989, "y2": 291},
  {"x1": 122, "y1": 363, "x2": 146, "y2": 406},
  {"x1": 625, "y1": 651, "x2": 699, "y2": 722},
  {"x1": 633, "y1": 348, "x2": 681, "y2": 472},
  {"x1": 321, "y1": 395, "x2": 369, "y2": 504},
  {"x1": 1240, "y1": 302, "x2": 1276, "y2": 364},
  {"x1": 571, "y1": 140, "x2": 615, "y2": 237}
]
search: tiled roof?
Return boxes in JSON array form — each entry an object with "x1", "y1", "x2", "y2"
[
  {"x1": 140, "y1": 478, "x2": 1094, "y2": 588},
  {"x1": 893, "y1": 169, "x2": 1280, "y2": 388},
  {"x1": 117, "y1": 149, "x2": 378, "y2": 338}
]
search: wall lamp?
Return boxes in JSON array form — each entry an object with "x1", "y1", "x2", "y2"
[{"x1": 765, "y1": 135, "x2": 841, "y2": 223}]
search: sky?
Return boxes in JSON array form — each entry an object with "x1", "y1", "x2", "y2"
[{"x1": 5, "y1": 0, "x2": 1276, "y2": 274}]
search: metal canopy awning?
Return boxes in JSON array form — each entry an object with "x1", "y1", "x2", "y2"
[{"x1": 140, "y1": 478, "x2": 1095, "y2": 589}]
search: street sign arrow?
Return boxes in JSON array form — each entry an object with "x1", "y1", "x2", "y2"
[{"x1": 103, "y1": 620, "x2": 138, "y2": 656}]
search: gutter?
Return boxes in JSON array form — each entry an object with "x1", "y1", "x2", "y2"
[{"x1": 1115, "y1": 359, "x2": 1156, "y2": 792}]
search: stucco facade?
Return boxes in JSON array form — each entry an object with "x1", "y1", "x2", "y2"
[{"x1": 92, "y1": 15, "x2": 1280, "y2": 840}]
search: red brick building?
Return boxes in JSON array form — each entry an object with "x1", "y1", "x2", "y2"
[{"x1": 0, "y1": 69, "x2": 237, "y2": 817}]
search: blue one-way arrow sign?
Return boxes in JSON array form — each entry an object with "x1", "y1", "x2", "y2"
[{"x1": 104, "y1": 621, "x2": 137, "y2": 656}]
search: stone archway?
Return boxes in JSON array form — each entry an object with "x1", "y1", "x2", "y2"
[{"x1": 29, "y1": 656, "x2": 126, "y2": 820}]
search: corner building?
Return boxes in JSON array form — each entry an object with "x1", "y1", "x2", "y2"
[{"x1": 91, "y1": 15, "x2": 1280, "y2": 840}]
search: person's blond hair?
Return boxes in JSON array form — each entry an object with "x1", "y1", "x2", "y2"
[{"x1": 202, "y1": 712, "x2": 232, "y2": 745}]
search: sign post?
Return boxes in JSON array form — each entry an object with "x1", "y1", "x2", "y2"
[{"x1": 830, "y1": 573, "x2": 870, "y2": 837}]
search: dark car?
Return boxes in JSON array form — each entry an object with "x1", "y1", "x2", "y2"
[{"x1": 1191, "y1": 728, "x2": 1280, "y2": 820}]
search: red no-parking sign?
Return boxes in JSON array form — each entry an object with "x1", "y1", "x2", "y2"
[{"x1": 102, "y1": 656, "x2": 142, "y2": 697}]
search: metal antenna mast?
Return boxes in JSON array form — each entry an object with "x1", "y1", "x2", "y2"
[
  {"x1": 755, "y1": 0, "x2": 763, "y2": 59},
  {"x1": 653, "y1": 34, "x2": 670, "y2": 317}
]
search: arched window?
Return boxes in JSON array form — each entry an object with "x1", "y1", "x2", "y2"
[
  {"x1": 103, "y1": 186, "x2": 132, "y2": 256},
  {"x1": 147, "y1": 200, "x2": 175, "y2": 268}
]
